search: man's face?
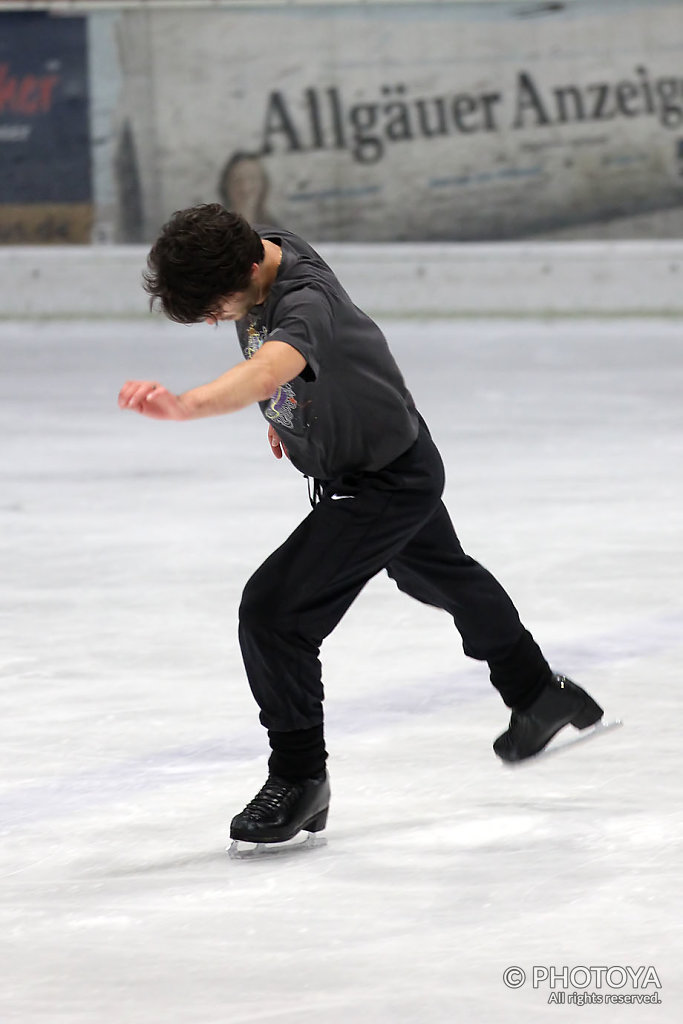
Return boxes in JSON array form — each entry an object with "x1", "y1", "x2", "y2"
[{"x1": 206, "y1": 264, "x2": 261, "y2": 323}]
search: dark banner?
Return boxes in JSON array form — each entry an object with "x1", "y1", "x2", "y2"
[{"x1": 0, "y1": 12, "x2": 92, "y2": 242}]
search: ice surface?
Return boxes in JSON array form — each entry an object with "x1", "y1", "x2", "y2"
[{"x1": 1, "y1": 317, "x2": 682, "y2": 1023}]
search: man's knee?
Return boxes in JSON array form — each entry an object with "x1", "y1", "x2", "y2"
[
  {"x1": 239, "y1": 564, "x2": 293, "y2": 635},
  {"x1": 386, "y1": 560, "x2": 440, "y2": 609}
]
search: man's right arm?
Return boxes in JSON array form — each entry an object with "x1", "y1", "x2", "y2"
[
  {"x1": 180, "y1": 341, "x2": 306, "y2": 419},
  {"x1": 119, "y1": 340, "x2": 306, "y2": 421}
]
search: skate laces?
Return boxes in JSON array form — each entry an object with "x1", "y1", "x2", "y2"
[{"x1": 243, "y1": 776, "x2": 302, "y2": 821}]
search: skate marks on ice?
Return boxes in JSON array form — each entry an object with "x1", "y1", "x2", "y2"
[
  {"x1": 0, "y1": 607, "x2": 675, "y2": 834},
  {"x1": 227, "y1": 832, "x2": 327, "y2": 861},
  {"x1": 504, "y1": 718, "x2": 623, "y2": 767}
]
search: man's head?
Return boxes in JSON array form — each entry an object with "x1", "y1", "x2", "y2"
[{"x1": 143, "y1": 204, "x2": 265, "y2": 324}]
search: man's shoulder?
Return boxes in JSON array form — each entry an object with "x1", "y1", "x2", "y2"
[
  {"x1": 269, "y1": 280, "x2": 334, "y2": 324},
  {"x1": 267, "y1": 236, "x2": 337, "y2": 302},
  {"x1": 256, "y1": 226, "x2": 328, "y2": 271}
]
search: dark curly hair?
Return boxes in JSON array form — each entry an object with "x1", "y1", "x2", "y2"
[{"x1": 143, "y1": 204, "x2": 265, "y2": 323}]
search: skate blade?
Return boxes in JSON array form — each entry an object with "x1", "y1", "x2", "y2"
[
  {"x1": 227, "y1": 831, "x2": 327, "y2": 861},
  {"x1": 511, "y1": 718, "x2": 623, "y2": 766}
]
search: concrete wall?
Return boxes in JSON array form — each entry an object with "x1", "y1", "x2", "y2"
[{"x1": 4, "y1": 241, "x2": 683, "y2": 318}]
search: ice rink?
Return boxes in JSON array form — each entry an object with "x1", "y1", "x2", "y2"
[{"x1": 1, "y1": 315, "x2": 681, "y2": 1023}]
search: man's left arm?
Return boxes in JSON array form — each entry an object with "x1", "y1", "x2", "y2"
[{"x1": 118, "y1": 341, "x2": 307, "y2": 421}]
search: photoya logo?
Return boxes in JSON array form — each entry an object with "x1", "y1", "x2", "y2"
[
  {"x1": 531, "y1": 965, "x2": 662, "y2": 990},
  {"x1": 503, "y1": 963, "x2": 662, "y2": 999},
  {"x1": 260, "y1": 65, "x2": 683, "y2": 165}
]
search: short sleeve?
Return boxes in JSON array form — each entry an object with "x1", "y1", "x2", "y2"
[{"x1": 264, "y1": 286, "x2": 333, "y2": 382}]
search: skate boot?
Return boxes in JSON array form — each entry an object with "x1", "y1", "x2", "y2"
[
  {"x1": 494, "y1": 674, "x2": 603, "y2": 763},
  {"x1": 229, "y1": 771, "x2": 330, "y2": 850}
]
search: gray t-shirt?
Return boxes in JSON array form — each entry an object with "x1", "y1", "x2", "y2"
[{"x1": 235, "y1": 228, "x2": 419, "y2": 480}]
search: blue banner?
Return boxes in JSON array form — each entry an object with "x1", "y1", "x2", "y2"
[{"x1": 0, "y1": 12, "x2": 92, "y2": 241}]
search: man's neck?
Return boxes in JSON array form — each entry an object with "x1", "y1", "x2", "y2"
[{"x1": 257, "y1": 239, "x2": 283, "y2": 304}]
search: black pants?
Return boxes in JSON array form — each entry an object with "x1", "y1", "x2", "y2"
[{"x1": 238, "y1": 416, "x2": 552, "y2": 779}]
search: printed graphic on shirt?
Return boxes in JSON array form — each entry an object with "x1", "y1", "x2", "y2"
[
  {"x1": 265, "y1": 382, "x2": 297, "y2": 429},
  {"x1": 243, "y1": 315, "x2": 299, "y2": 430},
  {"x1": 244, "y1": 319, "x2": 266, "y2": 358}
]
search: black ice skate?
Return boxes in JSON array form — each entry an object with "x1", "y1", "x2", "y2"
[
  {"x1": 228, "y1": 772, "x2": 330, "y2": 857},
  {"x1": 494, "y1": 674, "x2": 604, "y2": 763}
]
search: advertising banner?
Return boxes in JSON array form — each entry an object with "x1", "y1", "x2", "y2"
[
  {"x1": 0, "y1": 12, "x2": 92, "y2": 243},
  {"x1": 106, "y1": 1, "x2": 683, "y2": 242}
]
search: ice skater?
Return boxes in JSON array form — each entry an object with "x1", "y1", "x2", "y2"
[{"x1": 118, "y1": 204, "x2": 604, "y2": 848}]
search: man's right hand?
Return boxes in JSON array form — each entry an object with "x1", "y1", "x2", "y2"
[{"x1": 268, "y1": 423, "x2": 289, "y2": 460}]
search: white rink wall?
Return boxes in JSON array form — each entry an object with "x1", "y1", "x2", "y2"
[{"x1": 4, "y1": 241, "x2": 683, "y2": 318}]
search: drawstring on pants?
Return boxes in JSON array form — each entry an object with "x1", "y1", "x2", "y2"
[{"x1": 306, "y1": 476, "x2": 323, "y2": 508}]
